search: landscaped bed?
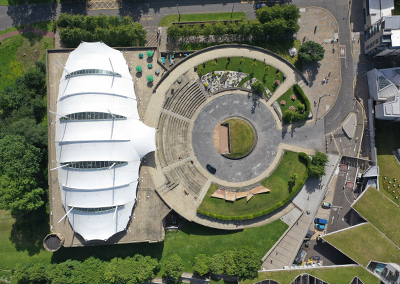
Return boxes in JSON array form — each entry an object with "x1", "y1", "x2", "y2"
[
  {"x1": 278, "y1": 84, "x2": 311, "y2": 123},
  {"x1": 375, "y1": 119, "x2": 400, "y2": 205},
  {"x1": 323, "y1": 223, "x2": 400, "y2": 266},
  {"x1": 224, "y1": 118, "x2": 255, "y2": 158},
  {"x1": 353, "y1": 187, "x2": 400, "y2": 247},
  {"x1": 197, "y1": 57, "x2": 283, "y2": 98},
  {"x1": 158, "y1": 12, "x2": 246, "y2": 26},
  {"x1": 241, "y1": 266, "x2": 380, "y2": 284},
  {"x1": 197, "y1": 151, "x2": 308, "y2": 220}
]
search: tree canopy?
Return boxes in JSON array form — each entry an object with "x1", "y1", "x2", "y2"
[
  {"x1": 298, "y1": 40, "x2": 325, "y2": 62},
  {"x1": 161, "y1": 253, "x2": 184, "y2": 280},
  {"x1": 307, "y1": 151, "x2": 328, "y2": 178},
  {"x1": 192, "y1": 254, "x2": 210, "y2": 276}
]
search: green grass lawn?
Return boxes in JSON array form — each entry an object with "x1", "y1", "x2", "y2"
[
  {"x1": 159, "y1": 12, "x2": 246, "y2": 26},
  {"x1": 197, "y1": 57, "x2": 283, "y2": 96},
  {"x1": 0, "y1": 0, "x2": 24, "y2": 5},
  {"x1": 241, "y1": 266, "x2": 379, "y2": 284},
  {"x1": 0, "y1": 24, "x2": 25, "y2": 36},
  {"x1": 324, "y1": 223, "x2": 400, "y2": 266},
  {"x1": 0, "y1": 33, "x2": 53, "y2": 91},
  {"x1": 278, "y1": 85, "x2": 306, "y2": 113},
  {"x1": 0, "y1": 208, "x2": 287, "y2": 274},
  {"x1": 198, "y1": 151, "x2": 307, "y2": 217},
  {"x1": 375, "y1": 119, "x2": 400, "y2": 205},
  {"x1": 31, "y1": 20, "x2": 54, "y2": 32},
  {"x1": 353, "y1": 187, "x2": 400, "y2": 247},
  {"x1": 225, "y1": 119, "x2": 255, "y2": 158},
  {"x1": 182, "y1": 39, "x2": 302, "y2": 71}
]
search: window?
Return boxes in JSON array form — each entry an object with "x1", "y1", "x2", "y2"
[
  {"x1": 73, "y1": 206, "x2": 117, "y2": 213},
  {"x1": 65, "y1": 69, "x2": 121, "y2": 79},
  {"x1": 61, "y1": 161, "x2": 127, "y2": 170},
  {"x1": 378, "y1": 76, "x2": 391, "y2": 91},
  {"x1": 60, "y1": 112, "x2": 126, "y2": 121}
]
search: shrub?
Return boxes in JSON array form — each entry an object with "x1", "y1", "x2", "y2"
[
  {"x1": 204, "y1": 83, "x2": 209, "y2": 87},
  {"x1": 283, "y1": 84, "x2": 310, "y2": 123},
  {"x1": 298, "y1": 40, "x2": 325, "y2": 62},
  {"x1": 250, "y1": 80, "x2": 264, "y2": 93}
]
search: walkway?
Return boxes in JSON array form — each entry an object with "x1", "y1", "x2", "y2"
[{"x1": 0, "y1": 26, "x2": 54, "y2": 41}]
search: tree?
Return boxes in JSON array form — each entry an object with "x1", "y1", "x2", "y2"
[
  {"x1": 283, "y1": 110, "x2": 294, "y2": 124},
  {"x1": 14, "y1": 263, "x2": 48, "y2": 284},
  {"x1": 298, "y1": 41, "x2": 325, "y2": 62},
  {"x1": 297, "y1": 102, "x2": 305, "y2": 113},
  {"x1": 307, "y1": 164, "x2": 326, "y2": 179},
  {"x1": 47, "y1": 260, "x2": 82, "y2": 284},
  {"x1": 203, "y1": 23, "x2": 213, "y2": 38},
  {"x1": 251, "y1": 80, "x2": 264, "y2": 93},
  {"x1": 161, "y1": 254, "x2": 183, "y2": 280},
  {"x1": 290, "y1": 173, "x2": 298, "y2": 183},
  {"x1": 0, "y1": 86, "x2": 23, "y2": 118},
  {"x1": 73, "y1": 257, "x2": 105, "y2": 284},
  {"x1": 222, "y1": 250, "x2": 237, "y2": 276},
  {"x1": 209, "y1": 254, "x2": 225, "y2": 275},
  {"x1": 312, "y1": 151, "x2": 328, "y2": 167},
  {"x1": 192, "y1": 254, "x2": 210, "y2": 276},
  {"x1": 233, "y1": 247, "x2": 261, "y2": 279}
]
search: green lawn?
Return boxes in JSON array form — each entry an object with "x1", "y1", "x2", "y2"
[
  {"x1": 198, "y1": 151, "x2": 307, "y2": 217},
  {"x1": 0, "y1": 0, "x2": 24, "y2": 5},
  {"x1": 241, "y1": 266, "x2": 380, "y2": 284},
  {"x1": 375, "y1": 119, "x2": 400, "y2": 205},
  {"x1": 0, "y1": 33, "x2": 53, "y2": 91},
  {"x1": 31, "y1": 20, "x2": 54, "y2": 32},
  {"x1": 324, "y1": 223, "x2": 400, "y2": 266},
  {"x1": 182, "y1": 39, "x2": 302, "y2": 71},
  {"x1": 353, "y1": 187, "x2": 400, "y2": 247},
  {"x1": 225, "y1": 119, "x2": 255, "y2": 158},
  {"x1": 278, "y1": 85, "x2": 307, "y2": 113},
  {"x1": 159, "y1": 12, "x2": 246, "y2": 26},
  {"x1": 0, "y1": 24, "x2": 25, "y2": 36},
  {"x1": 0, "y1": 208, "x2": 287, "y2": 274},
  {"x1": 197, "y1": 57, "x2": 283, "y2": 96}
]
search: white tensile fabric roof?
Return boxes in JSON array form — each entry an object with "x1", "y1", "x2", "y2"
[{"x1": 55, "y1": 42, "x2": 156, "y2": 241}]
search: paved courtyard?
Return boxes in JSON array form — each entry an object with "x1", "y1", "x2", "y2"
[{"x1": 192, "y1": 93, "x2": 325, "y2": 183}]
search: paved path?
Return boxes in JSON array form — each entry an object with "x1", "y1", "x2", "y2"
[{"x1": 0, "y1": 26, "x2": 54, "y2": 40}]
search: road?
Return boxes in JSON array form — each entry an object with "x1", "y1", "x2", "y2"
[{"x1": 0, "y1": 0, "x2": 375, "y2": 158}]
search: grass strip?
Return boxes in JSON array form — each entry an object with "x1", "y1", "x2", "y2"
[
  {"x1": 0, "y1": 0, "x2": 24, "y2": 5},
  {"x1": 0, "y1": 24, "x2": 25, "y2": 36},
  {"x1": 324, "y1": 223, "x2": 400, "y2": 266},
  {"x1": 159, "y1": 12, "x2": 246, "y2": 26},
  {"x1": 225, "y1": 118, "x2": 255, "y2": 158},
  {"x1": 353, "y1": 187, "x2": 400, "y2": 247}
]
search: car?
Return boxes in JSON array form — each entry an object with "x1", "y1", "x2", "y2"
[
  {"x1": 206, "y1": 164, "x2": 216, "y2": 174},
  {"x1": 314, "y1": 218, "x2": 328, "y2": 225},
  {"x1": 304, "y1": 240, "x2": 310, "y2": 248},
  {"x1": 321, "y1": 202, "x2": 332, "y2": 208},
  {"x1": 315, "y1": 223, "x2": 325, "y2": 230},
  {"x1": 256, "y1": 3, "x2": 266, "y2": 9}
]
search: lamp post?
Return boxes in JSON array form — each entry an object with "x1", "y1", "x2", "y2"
[
  {"x1": 177, "y1": 4, "x2": 180, "y2": 21},
  {"x1": 316, "y1": 93, "x2": 330, "y2": 120}
]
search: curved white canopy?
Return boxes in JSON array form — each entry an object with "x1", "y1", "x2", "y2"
[{"x1": 55, "y1": 42, "x2": 156, "y2": 241}]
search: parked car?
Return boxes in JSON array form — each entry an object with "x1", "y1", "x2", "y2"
[
  {"x1": 321, "y1": 202, "x2": 332, "y2": 208},
  {"x1": 315, "y1": 223, "x2": 325, "y2": 230},
  {"x1": 256, "y1": 3, "x2": 266, "y2": 9},
  {"x1": 314, "y1": 218, "x2": 328, "y2": 225},
  {"x1": 206, "y1": 164, "x2": 216, "y2": 174}
]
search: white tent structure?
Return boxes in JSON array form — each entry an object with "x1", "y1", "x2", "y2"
[{"x1": 55, "y1": 42, "x2": 156, "y2": 241}]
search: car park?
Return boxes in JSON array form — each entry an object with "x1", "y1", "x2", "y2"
[
  {"x1": 314, "y1": 218, "x2": 328, "y2": 225},
  {"x1": 321, "y1": 202, "x2": 332, "y2": 208},
  {"x1": 315, "y1": 223, "x2": 325, "y2": 230}
]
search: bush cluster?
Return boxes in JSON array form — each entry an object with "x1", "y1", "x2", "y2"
[
  {"x1": 167, "y1": 4, "x2": 300, "y2": 40},
  {"x1": 192, "y1": 247, "x2": 261, "y2": 280},
  {"x1": 197, "y1": 152, "x2": 310, "y2": 221},
  {"x1": 57, "y1": 13, "x2": 146, "y2": 48},
  {"x1": 298, "y1": 40, "x2": 325, "y2": 62},
  {"x1": 282, "y1": 84, "x2": 311, "y2": 123},
  {"x1": 0, "y1": 61, "x2": 48, "y2": 217},
  {"x1": 13, "y1": 255, "x2": 158, "y2": 284}
]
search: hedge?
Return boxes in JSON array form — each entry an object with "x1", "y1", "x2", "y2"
[
  {"x1": 282, "y1": 84, "x2": 311, "y2": 123},
  {"x1": 197, "y1": 152, "x2": 310, "y2": 221}
]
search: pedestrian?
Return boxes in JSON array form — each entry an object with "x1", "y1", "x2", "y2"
[
  {"x1": 328, "y1": 72, "x2": 331, "y2": 77},
  {"x1": 322, "y1": 78, "x2": 326, "y2": 84},
  {"x1": 314, "y1": 26, "x2": 318, "y2": 34}
]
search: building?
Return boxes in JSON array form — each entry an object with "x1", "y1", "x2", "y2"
[
  {"x1": 54, "y1": 42, "x2": 156, "y2": 241},
  {"x1": 368, "y1": 262, "x2": 400, "y2": 283},
  {"x1": 364, "y1": 16, "x2": 400, "y2": 57},
  {"x1": 363, "y1": 0, "x2": 394, "y2": 30},
  {"x1": 367, "y1": 67, "x2": 400, "y2": 120}
]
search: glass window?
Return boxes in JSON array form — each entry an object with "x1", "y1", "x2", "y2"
[
  {"x1": 61, "y1": 161, "x2": 127, "y2": 170},
  {"x1": 60, "y1": 112, "x2": 126, "y2": 121},
  {"x1": 65, "y1": 69, "x2": 121, "y2": 79}
]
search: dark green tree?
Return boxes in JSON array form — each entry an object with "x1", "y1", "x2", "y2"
[
  {"x1": 298, "y1": 41, "x2": 325, "y2": 62},
  {"x1": 192, "y1": 254, "x2": 210, "y2": 276},
  {"x1": 251, "y1": 80, "x2": 264, "y2": 93},
  {"x1": 312, "y1": 151, "x2": 328, "y2": 167},
  {"x1": 307, "y1": 164, "x2": 326, "y2": 179},
  {"x1": 209, "y1": 254, "x2": 225, "y2": 275},
  {"x1": 0, "y1": 86, "x2": 23, "y2": 118},
  {"x1": 222, "y1": 250, "x2": 237, "y2": 276},
  {"x1": 233, "y1": 247, "x2": 261, "y2": 279},
  {"x1": 283, "y1": 110, "x2": 294, "y2": 124},
  {"x1": 73, "y1": 257, "x2": 105, "y2": 284},
  {"x1": 47, "y1": 260, "x2": 82, "y2": 284},
  {"x1": 161, "y1": 254, "x2": 184, "y2": 280},
  {"x1": 297, "y1": 102, "x2": 305, "y2": 113},
  {"x1": 14, "y1": 263, "x2": 48, "y2": 284}
]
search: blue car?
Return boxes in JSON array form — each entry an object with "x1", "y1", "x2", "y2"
[
  {"x1": 315, "y1": 223, "x2": 325, "y2": 230},
  {"x1": 314, "y1": 218, "x2": 328, "y2": 225}
]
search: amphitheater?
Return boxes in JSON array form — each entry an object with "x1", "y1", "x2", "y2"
[{"x1": 144, "y1": 44, "x2": 326, "y2": 230}]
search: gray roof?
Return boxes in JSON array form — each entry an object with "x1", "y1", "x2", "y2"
[
  {"x1": 385, "y1": 16, "x2": 400, "y2": 29},
  {"x1": 363, "y1": 166, "x2": 379, "y2": 177}
]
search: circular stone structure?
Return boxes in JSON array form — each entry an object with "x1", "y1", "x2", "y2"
[
  {"x1": 192, "y1": 93, "x2": 281, "y2": 183},
  {"x1": 43, "y1": 233, "x2": 64, "y2": 252}
]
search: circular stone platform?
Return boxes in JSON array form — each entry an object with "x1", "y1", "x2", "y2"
[{"x1": 192, "y1": 93, "x2": 281, "y2": 183}]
